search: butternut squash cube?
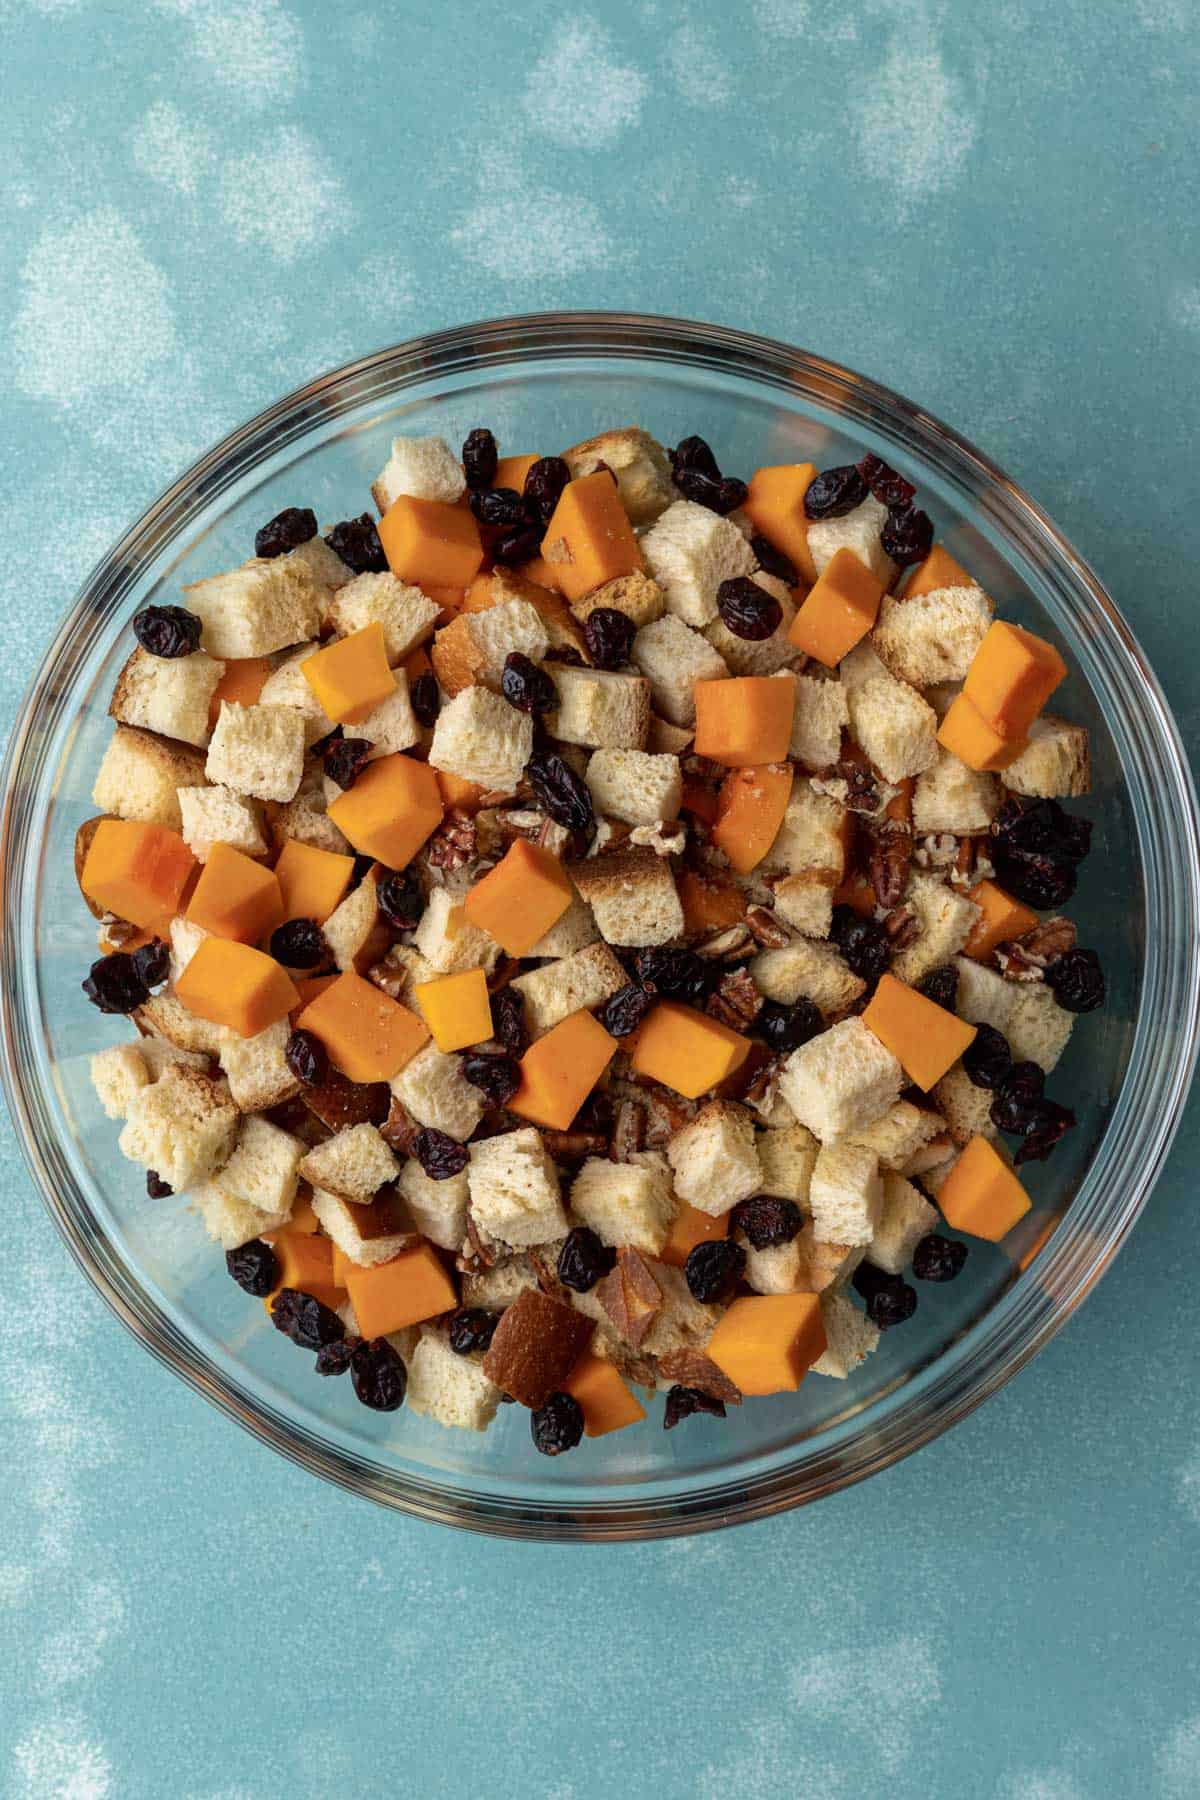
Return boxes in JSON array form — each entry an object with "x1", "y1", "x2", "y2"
[
  {"x1": 291, "y1": 972, "x2": 337, "y2": 1012},
  {"x1": 287, "y1": 1191, "x2": 319, "y2": 1235},
  {"x1": 659, "y1": 1201, "x2": 729, "y2": 1269},
  {"x1": 176, "y1": 937, "x2": 299, "y2": 1038},
  {"x1": 903, "y1": 542, "x2": 976, "y2": 599},
  {"x1": 963, "y1": 620, "x2": 1067, "y2": 740},
  {"x1": 301, "y1": 622, "x2": 396, "y2": 726},
  {"x1": 462, "y1": 838, "x2": 574, "y2": 956},
  {"x1": 741, "y1": 462, "x2": 819, "y2": 587},
  {"x1": 710, "y1": 762, "x2": 795, "y2": 873},
  {"x1": 562, "y1": 1349, "x2": 647, "y2": 1437},
  {"x1": 80, "y1": 818, "x2": 197, "y2": 932},
  {"x1": 963, "y1": 880, "x2": 1040, "y2": 961},
  {"x1": 937, "y1": 1135, "x2": 1032, "y2": 1241},
  {"x1": 330, "y1": 1241, "x2": 351, "y2": 1287},
  {"x1": 186, "y1": 841, "x2": 284, "y2": 943},
  {"x1": 327, "y1": 753, "x2": 443, "y2": 869},
  {"x1": 516, "y1": 552, "x2": 565, "y2": 594},
  {"x1": 274, "y1": 838, "x2": 355, "y2": 924},
  {"x1": 208, "y1": 655, "x2": 271, "y2": 729},
  {"x1": 263, "y1": 1228, "x2": 344, "y2": 1313},
  {"x1": 937, "y1": 693, "x2": 1027, "y2": 772},
  {"x1": 436, "y1": 770, "x2": 487, "y2": 814},
  {"x1": 413, "y1": 967, "x2": 493, "y2": 1053},
  {"x1": 693, "y1": 676, "x2": 795, "y2": 767},
  {"x1": 541, "y1": 472, "x2": 645, "y2": 602},
  {"x1": 832, "y1": 872, "x2": 879, "y2": 919},
  {"x1": 862, "y1": 972, "x2": 977, "y2": 1092},
  {"x1": 788, "y1": 546, "x2": 885, "y2": 667},
  {"x1": 344, "y1": 1242, "x2": 458, "y2": 1338},
  {"x1": 706, "y1": 1292, "x2": 827, "y2": 1396},
  {"x1": 295, "y1": 969, "x2": 429, "y2": 1084},
  {"x1": 677, "y1": 870, "x2": 746, "y2": 938},
  {"x1": 378, "y1": 495, "x2": 484, "y2": 590},
  {"x1": 509, "y1": 1009, "x2": 618, "y2": 1131},
  {"x1": 630, "y1": 1001, "x2": 751, "y2": 1099},
  {"x1": 416, "y1": 586, "x2": 466, "y2": 624}
]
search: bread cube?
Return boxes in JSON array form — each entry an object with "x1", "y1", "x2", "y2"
[
  {"x1": 811, "y1": 1291, "x2": 880, "y2": 1378},
  {"x1": 1001, "y1": 716, "x2": 1091, "y2": 798},
  {"x1": 406, "y1": 1327, "x2": 503, "y2": 1432},
  {"x1": 429, "y1": 685, "x2": 532, "y2": 792},
  {"x1": 298, "y1": 1123, "x2": 398, "y2": 1204},
  {"x1": 459, "y1": 1254, "x2": 541, "y2": 1310},
  {"x1": 218, "y1": 1114, "x2": 305, "y2": 1215},
  {"x1": 762, "y1": 782, "x2": 848, "y2": 884},
  {"x1": 432, "y1": 599, "x2": 549, "y2": 695},
  {"x1": 183, "y1": 556, "x2": 324, "y2": 659},
  {"x1": 872, "y1": 583, "x2": 993, "y2": 687},
  {"x1": 756, "y1": 1123, "x2": 818, "y2": 1201},
  {"x1": 413, "y1": 887, "x2": 500, "y2": 976},
  {"x1": 391, "y1": 1040, "x2": 486, "y2": 1140},
  {"x1": 547, "y1": 665, "x2": 650, "y2": 750},
  {"x1": 287, "y1": 535, "x2": 354, "y2": 593},
  {"x1": 90, "y1": 1042, "x2": 153, "y2": 1119},
  {"x1": 932, "y1": 1063, "x2": 1000, "y2": 1147},
  {"x1": 571, "y1": 846, "x2": 684, "y2": 948},
  {"x1": 771, "y1": 873, "x2": 834, "y2": 939},
  {"x1": 953, "y1": 954, "x2": 1018, "y2": 1035},
  {"x1": 468, "y1": 1127, "x2": 567, "y2": 1249},
  {"x1": 205, "y1": 701, "x2": 305, "y2": 804},
  {"x1": 632, "y1": 615, "x2": 728, "y2": 726},
  {"x1": 109, "y1": 646, "x2": 225, "y2": 750},
  {"x1": 779, "y1": 1017, "x2": 904, "y2": 1141},
  {"x1": 704, "y1": 574, "x2": 800, "y2": 676},
  {"x1": 912, "y1": 747, "x2": 999, "y2": 835},
  {"x1": 270, "y1": 757, "x2": 350, "y2": 856},
  {"x1": 371, "y1": 434, "x2": 466, "y2": 511},
  {"x1": 1006, "y1": 982, "x2": 1074, "y2": 1073},
  {"x1": 92, "y1": 725, "x2": 208, "y2": 832},
  {"x1": 750, "y1": 937, "x2": 864, "y2": 1014},
  {"x1": 666, "y1": 1101, "x2": 762, "y2": 1218},
  {"x1": 177, "y1": 784, "x2": 267, "y2": 862},
  {"x1": 640, "y1": 498, "x2": 757, "y2": 628},
  {"x1": 846, "y1": 673, "x2": 938, "y2": 784},
  {"x1": 640, "y1": 1259, "x2": 723, "y2": 1359},
  {"x1": 396, "y1": 1159, "x2": 470, "y2": 1251},
  {"x1": 563, "y1": 427, "x2": 677, "y2": 525},
  {"x1": 891, "y1": 876, "x2": 981, "y2": 987},
  {"x1": 569, "y1": 1153, "x2": 676, "y2": 1255},
  {"x1": 846, "y1": 1099, "x2": 947, "y2": 1170},
  {"x1": 193, "y1": 1182, "x2": 291, "y2": 1250},
  {"x1": 135, "y1": 990, "x2": 225, "y2": 1057},
  {"x1": 511, "y1": 941, "x2": 627, "y2": 1038},
  {"x1": 310, "y1": 1187, "x2": 415, "y2": 1268},
  {"x1": 523, "y1": 891, "x2": 600, "y2": 959},
  {"x1": 838, "y1": 641, "x2": 891, "y2": 692},
  {"x1": 585, "y1": 749, "x2": 682, "y2": 827},
  {"x1": 809, "y1": 1142, "x2": 883, "y2": 1246},
  {"x1": 806, "y1": 495, "x2": 896, "y2": 587},
  {"x1": 257, "y1": 646, "x2": 336, "y2": 746},
  {"x1": 217, "y1": 1017, "x2": 300, "y2": 1111},
  {"x1": 167, "y1": 915, "x2": 207, "y2": 985},
  {"x1": 867, "y1": 1172, "x2": 938, "y2": 1274},
  {"x1": 325, "y1": 571, "x2": 440, "y2": 665},
  {"x1": 118, "y1": 1063, "x2": 238, "y2": 1191},
  {"x1": 357, "y1": 672, "x2": 420, "y2": 759},
  {"x1": 794, "y1": 1224, "x2": 865, "y2": 1294},
  {"x1": 323, "y1": 872, "x2": 390, "y2": 975},
  {"x1": 740, "y1": 1234, "x2": 805, "y2": 1296},
  {"x1": 572, "y1": 569, "x2": 667, "y2": 630},
  {"x1": 789, "y1": 672, "x2": 850, "y2": 771}
]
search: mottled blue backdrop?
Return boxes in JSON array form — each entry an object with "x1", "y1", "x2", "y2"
[{"x1": 2, "y1": 2, "x2": 1198, "y2": 1796}]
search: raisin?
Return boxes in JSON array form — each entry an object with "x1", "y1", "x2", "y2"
[
  {"x1": 830, "y1": 908, "x2": 891, "y2": 983},
  {"x1": 146, "y1": 1170, "x2": 173, "y2": 1199},
  {"x1": 730, "y1": 1195, "x2": 802, "y2": 1250},
  {"x1": 468, "y1": 485, "x2": 525, "y2": 529},
  {"x1": 501, "y1": 651, "x2": 556, "y2": 715},
  {"x1": 285, "y1": 1028, "x2": 327, "y2": 1088},
  {"x1": 962, "y1": 1023, "x2": 1013, "y2": 1090},
  {"x1": 918, "y1": 964, "x2": 958, "y2": 1011},
  {"x1": 461, "y1": 1051, "x2": 521, "y2": 1107},
  {"x1": 269, "y1": 918, "x2": 328, "y2": 969},
  {"x1": 583, "y1": 606, "x2": 636, "y2": 669},
  {"x1": 376, "y1": 870, "x2": 423, "y2": 934},
  {"x1": 992, "y1": 848, "x2": 1076, "y2": 911},
  {"x1": 350, "y1": 1337, "x2": 408, "y2": 1410},
  {"x1": 131, "y1": 937, "x2": 169, "y2": 990},
  {"x1": 462, "y1": 427, "x2": 499, "y2": 490},
  {"x1": 531, "y1": 1391, "x2": 584, "y2": 1456},
  {"x1": 492, "y1": 523, "x2": 544, "y2": 566},
  {"x1": 225, "y1": 1238, "x2": 280, "y2": 1297},
  {"x1": 632, "y1": 947, "x2": 710, "y2": 1007},
  {"x1": 598, "y1": 983, "x2": 655, "y2": 1039},
  {"x1": 663, "y1": 1385, "x2": 726, "y2": 1429},
  {"x1": 255, "y1": 506, "x2": 317, "y2": 558},
  {"x1": 671, "y1": 436, "x2": 721, "y2": 479},
  {"x1": 414, "y1": 1127, "x2": 469, "y2": 1180},
  {"x1": 669, "y1": 436, "x2": 746, "y2": 514},
  {"x1": 492, "y1": 987, "x2": 528, "y2": 1055},
  {"x1": 756, "y1": 997, "x2": 822, "y2": 1055},
  {"x1": 543, "y1": 646, "x2": 585, "y2": 667},
  {"x1": 409, "y1": 671, "x2": 440, "y2": 727},
  {"x1": 989, "y1": 1061, "x2": 1047, "y2": 1135},
  {"x1": 556, "y1": 1226, "x2": 617, "y2": 1294},
  {"x1": 1045, "y1": 947, "x2": 1105, "y2": 1013},
  {"x1": 1013, "y1": 1100, "x2": 1076, "y2": 1164},
  {"x1": 527, "y1": 751, "x2": 594, "y2": 831},
  {"x1": 852, "y1": 1264, "x2": 917, "y2": 1329},
  {"x1": 81, "y1": 952, "x2": 148, "y2": 1015},
  {"x1": 750, "y1": 534, "x2": 798, "y2": 586},
  {"x1": 315, "y1": 1336, "x2": 361, "y2": 1376},
  {"x1": 271, "y1": 1287, "x2": 346, "y2": 1349},
  {"x1": 685, "y1": 1238, "x2": 746, "y2": 1304},
  {"x1": 992, "y1": 797, "x2": 1091, "y2": 865},
  {"x1": 881, "y1": 504, "x2": 934, "y2": 568},
  {"x1": 323, "y1": 734, "x2": 373, "y2": 790},
  {"x1": 912, "y1": 1234, "x2": 968, "y2": 1282},
  {"x1": 522, "y1": 456, "x2": 571, "y2": 526},
  {"x1": 448, "y1": 1308, "x2": 501, "y2": 1355},
  {"x1": 717, "y1": 576, "x2": 782, "y2": 641},
  {"x1": 324, "y1": 513, "x2": 387, "y2": 574},
  {"x1": 132, "y1": 604, "x2": 202, "y2": 660},
  {"x1": 857, "y1": 453, "x2": 916, "y2": 509},
  {"x1": 804, "y1": 464, "x2": 867, "y2": 520}
]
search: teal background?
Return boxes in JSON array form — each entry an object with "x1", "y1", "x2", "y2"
[{"x1": 1, "y1": 2, "x2": 1197, "y2": 1795}]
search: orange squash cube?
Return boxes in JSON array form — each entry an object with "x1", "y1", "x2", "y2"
[
  {"x1": 462, "y1": 838, "x2": 574, "y2": 956},
  {"x1": 831, "y1": 873, "x2": 877, "y2": 918},
  {"x1": 937, "y1": 693, "x2": 1027, "y2": 772},
  {"x1": 963, "y1": 880, "x2": 1040, "y2": 961},
  {"x1": 562, "y1": 1350, "x2": 647, "y2": 1437},
  {"x1": 541, "y1": 472, "x2": 645, "y2": 602},
  {"x1": 413, "y1": 967, "x2": 493, "y2": 1053},
  {"x1": 404, "y1": 645, "x2": 433, "y2": 684},
  {"x1": 176, "y1": 937, "x2": 298, "y2": 1037},
  {"x1": 301, "y1": 622, "x2": 396, "y2": 726},
  {"x1": 515, "y1": 553, "x2": 565, "y2": 594},
  {"x1": 416, "y1": 585, "x2": 466, "y2": 624},
  {"x1": 295, "y1": 969, "x2": 428, "y2": 1084},
  {"x1": 659, "y1": 1202, "x2": 729, "y2": 1269},
  {"x1": 963, "y1": 620, "x2": 1067, "y2": 739},
  {"x1": 344, "y1": 1242, "x2": 458, "y2": 1338},
  {"x1": 937, "y1": 1136, "x2": 1032, "y2": 1242},
  {"x1": 80, "y1": 818, "x2": 197, "y2": 933},
  {"x1": 903, "y1": 543, "x2": 976, "y2": 599},
  {"x1": 435, "y1": 769, "x2": 487, "y2": 814},
  {"x1": 509, "y1": 1010, "x2": 618, "y2": 1131},
  {"x1": 290, "y1": 972, "x2": 337, "y2": 1012},
  {"x1": 706, "y1": 1293, "x2": 827, "y2": 1396},
  {"x1": 274, "y1": 838, "x2": 355, "y2": 924},
  {"x1": 862, "y1": 972, "x2": 977, "y2": 1092},
  {"x1": 287, "y1": 1191, "x2": 319, "y2": 1235},
  {"x1": 186, "y1": 841, "x2": 284, "y2": 944},
  {"x1": 741, "y1": 462, "x2": 819, "y2": 587},
  {"x1": 693, "y1": 677, "x2": 795, "y2": 767},
  {"x1": 788, "y1": 546, "x2": 885, "y2": 667},
  {"x1": 330, "y1": 1242, "x2": 351, "y2": 1287},
  {"x1": 677, "y1": 870, "x2": 746, "y2": 938},
  {"x1": 208, "y1": 655, "x2": 271, "y2": 729},
  {"x1": 378, "y1": 495, "x2": 484, "y2": 589},
  {"x1": 493, "y1": 453, "x2": 540, "y2": 493},
  {"x1": 263, "y1": 1228, "x2": 344, "y2": 1313},
  {"x1": 710, "y1": 762, "x2": 795, "y2": 873},
  {"x1": 327, "y1": 753, "x2": 443, "y2": 869},
  {"x1": 630, "y1": 1001, "x2": 751, "y2": 1099}
]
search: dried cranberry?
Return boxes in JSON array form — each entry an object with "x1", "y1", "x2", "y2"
[
  {"x1": 543, "y1": 645, "x2": 585, "y2": 667},
  {"x1": 522, "y1": 456, "x2": 571, "y2": 526},
  {"x1": 462, "y1": 427, "x2": 499, "y2": 490},
  {"x1": 271, "y1": 1287, "x2": 346, "y2": 1349},
  {"x1": 852, "y1": 1264, "x2": 917, "y2": 1329},
  {"x1": 830, "y1": 908, "x2": 891, "y2": 983},
  {"x1": 990, "y1": 1061, "x2": 1046, "y2": 1135},
  {"x1": 492, "y1": 523, "x2": 543, "y2": 566},
  {"x1": 962, "y1": 1023, "x2": 1013, "y2": 1090},
  {"x1": 1014, "y1": 1099, "x2": 1076, "y2": 1164},
  {"x1": 409, "y1": 672, "x2": 440, "y2": 727},
  {"x1": 664, "y1": 1385, "x2": 727, "y2": 1429},
  {"x1": 323, "y1": 735, "x2": 373, "y2": 790},
  {"x1": 492, "y1": 987, "x2": 528, "y2": 1055},
  {"x1": 324, "y1": 514, "x2": 387, "y2": 574},
  {"x1": 671, "y1": 435, "x2": 721, "y2": 480},
  {"x1": 912, "y1": 1234, "x2": 968, "y2": 1282},
  {"x1": 468, "y1": 485, "x2": 525, "y2": 529},
  {"x1": 750, "y1": 534, "x2": 798, "y2": 586},
  {"x1": 804, "y1": 464, "x2": 867, "y2": 520},
  {"x1": 270, "y1": 918, "x2": 328, "y2": 969},
  {"x1": 131, "y1": 937, "x2": 169, "y2": 990},
  {"x1": 992, "y1": 848, "x2": 1076, "y2": 911},
  {"x1": 1045, "y1": 948, "x2": 1105, "y2": 1013},
  {"x1": 146, "y1": 1170, "x2": 173, "y2": 1199},
  {"x1": 81, "y1": 953, "x2": 148, "y2": 1015},
  {"x1": 350, "y1": 1337, "x2": 408, "y2": 1410},
  {"x1": 598, "y1": 983, "x2": 655, "y2": 1039},
  {"x1": 448, "y1": 1308, "x2": 501, "y2": 1355},
  {"x1": 530, "y1": 1391, "x2": 584, "y2": 1456},
  {"x1": 857, "y1": 454, "x2": 916, "y2": 509},
  {"x1": 461, "y1": 1051, "x2": 521, "y2": 1107},
  {"x1": 757, "y1": 997, "x2": 822, "y2": 1055},
  {"x1": 993, "y1": 797, "x2": 1091, "y2": 865},
  {"x1": 881, "y1": 504, "x2": 934, "y2": 568},
  {"x1": 670, "y1": 436, "x2": 747, "y2": 514},
  {"x1": 556, "y1": 1226, "x2": 617, "y2": 1294},
  {"x1": 633, "y1": 947, "x2": 710, "y2": 1007},
  {"x1": 132, "y1": 604, "x2": 202, "y2": 660},
  {"x1": 255, "y1": 506, "x2": 317, "y2": 558},
  {"x1": 527, "y1": 751, "x2": 594, "y2": 831},
  {"x1": 685, "y1": 1238, "x2": 746, "y2": 1304},
  {"x1": 315, "y1": 1336, "x2": 361, "y2": 1376},
  {"x1": 730, "y1": 1195, "x2": 802, "y2": 1250},
  {"x1": 225, "y1": 1238, "x2": 280, "y2": 1297},
  {"x1": 414, "y1": 1128, "x2": 468, "y2": 1180},
  {"x1": 717, "y1": 576, "x2": 782, "y2": 641},
  {"x1": 918, "y1": 964, "x2": 959, "y2": 1011},
  {"x1": 285, "y1": 1028, "x2": 327, "y2": 1088},
  {"x1": 376, "y1": 870, "x2": 423, "y2": 934},
  {"x1": 501, "y1": 651, "x2": 556, "y2": 715},
  {"x1": 583, "y1": 606, "x2": 636, "y2": 669}
]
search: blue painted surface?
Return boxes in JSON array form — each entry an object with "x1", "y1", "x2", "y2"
[{"x1": 1, "y1": 3, "x2": 1197, "y2": 1795}]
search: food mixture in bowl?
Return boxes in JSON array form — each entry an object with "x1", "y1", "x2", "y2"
[{"x1": 74, "y1": 421, "x2": 1103, "y2": 1458}]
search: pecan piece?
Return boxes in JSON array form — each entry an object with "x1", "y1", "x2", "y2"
[
  {"x1": 595, "y1": 1248, "x2": 662, "y2": 1348},
  {"x1": 379, "y1": 1094, "x2": 420, "y2": 1156},
  {"x1": 695, "y1": 922, "x2": 754, "y2": 961},
  {"x1": 706, "y1": 966, "x2": 763, "y2": 1030},
  {"x1": 870, "y1": 829, "x2": 912, "y2": 912},
  {"x1": 1017, "y1": 916, "x2": 1077, "y2": 963},
  {"x1": 744, "y1": 904, "x2": 791, "y2": 949},
  {"x1": 540, "y1": 1128, "x2": 608, "y2": 1164},
  {"x1": 656, "y1": 1349, "x2": 743, "y2": 1406},
  {"x1": 425, "y1": 808, "x2": 477, "y2": 872},
  {"x1": 881, "y1": 905, "x2": 919, "y2": 949},
  {"x1": 610, "y1": 1098, "x2": 646, "y2": 1163}
]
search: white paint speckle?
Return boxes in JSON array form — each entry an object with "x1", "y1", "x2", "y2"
[
  {"x1": 995, "y1": 1770, "x2": 1089, "y2": 1800},
  {"x1": 790, "y1": 1632, "x2": 942, "y2": 1772},
  {"x1": 153, "y1": 0, "x2": 305, "y2": 107},
  {"x1": 12, "y1": 1717, "x2": 112, "y2": 1800},
  {"x1": 667, "y1": 23, "x2": 733, "y2": 106},
  {"x1": 753, "y1": 0, "x2": 810, "y2": 37},
  {"x1": 1134, "y1": 0, "x2": 1191, "y2": 28},
  {"x1": 0, "y1": 1564, "x2": 33, "y2": 1605},
  {"x1": 451, "y1": 180, "x2": 614, "y2": 281},
  {"x1": 1157, "y1": 1715, "x2": 1200, "y2": 1797},
  {"x1": 522, "y1": 19, "x2": 647, "y2": 147},
  {"x1": 37, "y1": 1578, "x2": 128, "y2": 1691},
  {"x1": 219, "y1": 128, "x2": 350, "y2": 262},
  {"x1": 131, "y1": 100, "x2": 215, "y2": 196},
  {"x1": 1175, "y1": 1442, "x2": 1200, "y2": 1521},
  {"x1": 854, "y1": 38, "x2": 978, "y2": 213},
  {"x1": 1168, "y1": 285, "x2": 1200, "y2": 333},
  {"x1": 345, "y1": 251, "x2": 415, "y2": 321}
]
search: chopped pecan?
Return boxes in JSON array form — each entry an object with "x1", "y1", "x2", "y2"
[
  {"x1": 656, "y1": 1349, "x2": 742, "y2": 1405},
  {"x1": 540, "y1": 1128, "x2": 608, "y2": 1164},
  {"x1": 695, "y1": 922, "x2": 754, "y2": 960},
  {"x1": 682, "y1": 754, "x2": 725, "y2": 782},
  {"x1": 870, "y1": 828, "x2": 912, "y2": 911},
  {"x1": 949, "y1": 835, "x2": 994, "y2": 888},
  {"x1": 97, "y1": 914, "x2": 143, "y2": 952},
  {"x1": 610, "y1": 1098, "x2": 646, "y2": 1162},
  {"x1": 426, "y1": 808, "x2": 477, "y2": 872},
  {"x1": 464, "y1": 1210, "x2": 501, "y2": 1268},
  {"x1": 494, "y1": 807, "x2": 545, "y2": 843},
  {"x1": 881, "y1": 905, "x2": 919, "y2": 949},
  {"x1": 830, "y1": 752, "x2": 881, "y2": 815},
  {"x1": 367, "y1": 953, "x2": 413, "y2": 1002},
  {"x1": 1018, "y1": 915, "x2": 1077, "y2": 963},
  {"x1": 528, "y1": 1243, "x2": 567, "y2": 1295},
  {"x1": 595, "y1": 1248, "x2": 662, "y2": 1348},
  {"x1": 629, "y1": 820, "x2": 687, "y2": 856},
  {"x1": 379, "y1": 1094, "x2": 420, "y2": 1156},
  {"x1": 641, "y1": 1086, "x2": 698, "y2": 1150},
  {"x1": 915, "y1": 832, "x2": 959, "y2": 870},
  {"x1": 744, "y1": 904, "x2": 791, "y2": 948},
  {"x1": 707, "y1": 966, "x2": 763, "y2": 1030},
  {"x1": 741, "y1": 1054, "x2": 782, "y2": 1115},
  {"x1": 536, "y1": 815, "x2": 574, "y2": 857},
  {"x1": 996, "y1": 942, "x2": 1045, "y2": 982}
]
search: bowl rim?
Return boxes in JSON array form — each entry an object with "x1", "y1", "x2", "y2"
[{"x1": 3, "y1": 309, "x2": 1197, "y2": 1540}]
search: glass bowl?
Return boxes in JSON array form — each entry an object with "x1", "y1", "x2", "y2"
[{"x1": 2, "y1": 313, "x2": 1196, "y2": 1541}]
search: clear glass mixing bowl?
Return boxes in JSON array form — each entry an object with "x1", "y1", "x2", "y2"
[{"x1": 2, "y1": 314, "x2": 1196, "y2": 1539}]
